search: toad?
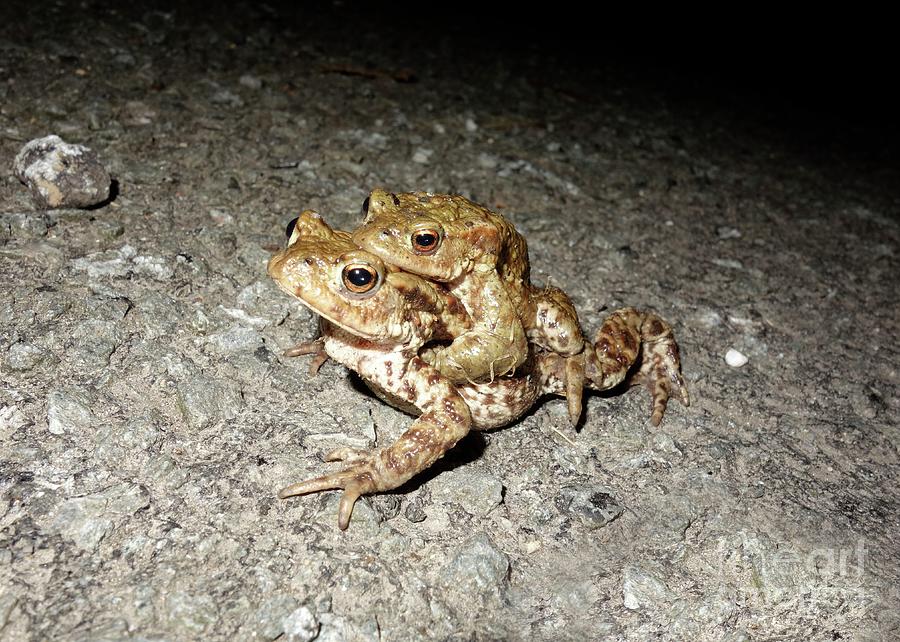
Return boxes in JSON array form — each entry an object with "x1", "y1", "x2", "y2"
[
  {"x1": 268, "y1": 211, "x2": 569, "y2": 529},
  {"x1": 268, "y1": 211, "x2": 689, "y2": 528},
  {"x1": 352, "y1": 189, "x2": 588, "y2": 423}
]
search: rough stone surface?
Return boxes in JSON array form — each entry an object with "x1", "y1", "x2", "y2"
[
  {"x1": 12, "y1": 135, "x2": 111, "y2": 209},
  {"x1": 441, "y1": 532, "x2": 510, "y2": 599},
  {"x1": 1, "y1": 3, "x2": 898, "y2": 641},
  {"x1": 281, "y1": 606, "x2": 319, "y2": 642},
  {"x1": 428, "y1": 467, "x2": 504, "y2": 517}
]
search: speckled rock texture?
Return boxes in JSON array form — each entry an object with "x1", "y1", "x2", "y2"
[
  {"x1": 13, "y1": 135, "x2": 111, "y2": 209},
  {"x1": 1, "y1": 2, "x2": 898, "y2": 641}
]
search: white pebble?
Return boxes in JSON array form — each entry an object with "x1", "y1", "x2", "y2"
[
  {"x1": 725, "y1": 348, "x2": 748, "y2": 368},
  {"x1": 238, "y1": 74, "x2": 262, "y2": 90}
]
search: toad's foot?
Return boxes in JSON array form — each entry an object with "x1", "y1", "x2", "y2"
[
  {"x1": 625, "y1": 314, "x2": 690, "y2": 427},
  {"x1": 283, "y1": 338, "x2": 330, "y2": 375},
  {"x1": 279, "y1": 447, "x2": 382, "y2": 530},
  {"x1": 280, "y1": 367, "x2": 472, "y2": 529},
  {"x1": 585, "y1": 307, "x2": 689, "y2": 426}
]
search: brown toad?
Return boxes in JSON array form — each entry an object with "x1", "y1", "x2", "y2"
[
  {"x1": 267, "y1": 212, "x2": 690, "y2": 528},
  {"x1": 268, "y1": 211, "x2": 572, "y2": 528},
  {"x1": 352, "y1": 189, "x2": 588, "y2": 422}
]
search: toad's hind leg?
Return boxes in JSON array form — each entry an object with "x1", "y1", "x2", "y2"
[
  {"x1": 585, "y1": 307, "x2": 689, "y2": 426},
  {"x1": 279, "y1": 363, "x2": 472, "y2": 529},
  {"x1": 626, "y1": 313, "x2": 690, "y2": 426},
  {"x1": 528, "y1": 285, "x2": 587, "y2": 424}
]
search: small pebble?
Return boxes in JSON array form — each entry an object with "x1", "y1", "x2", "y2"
[
  {"x1": 716, "y1": 226, "x2": 742, "y2": 239},
  {"x1": 6, "y1": 342, "x2": 48, "y2": 371},
  {"x1": 555, "y1": 485, "x2": 624, "y2": 527},
  {"x1": 251, "y1": 594, "x2": 298, "y2": 640},
  {"x1": 622, "y1": 566, "x2": 673, "y2": 611},
  {"x1": 429, "y1": 468, "x2": 503, "y2": 517},
  {"x1": 725, "y1": 348, "x2": 748, "y2": 368},
  {"x1": 46, "y1": 388, "x2": 95, "y2": 436},
  {"x1": 13, "y1": 135, "x2": 111, "y2": 209},
  {"x1": 239, "y1": 74, "x2": 263, "y2": 90},
  {"x1": 282, "y1": 606, "x2": 319, "y2": 642},
  {"x1": 441, "y1": 532, "x2": 509, "y2": 597}
]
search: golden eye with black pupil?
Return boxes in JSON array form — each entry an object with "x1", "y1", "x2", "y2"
[
  {"x1": 342, "y1": 264, "x2": 379, "y2": 293},
  {"x1": 412, "y1": 229, "x2": 440, "y2": 254},
  {"x1": 360, "y1": 197, "x2": 370, "y2": 218},
  {"x1": 285, "y1": 217, "x2": 299, "y2": 239}
]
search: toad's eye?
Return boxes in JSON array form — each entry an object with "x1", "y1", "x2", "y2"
[
  {"x1": 285, "y1": 217, "x2": 299, "y2": 239},
  {"x1": 342, "y1": 264, "x2": 379, "y2": 294},
  {"x1": 360, "y1": 197, "x2": 370, "y2": 218},
  {"x1": 412, "y1": 229, "x2": 440, "y2": 254}
]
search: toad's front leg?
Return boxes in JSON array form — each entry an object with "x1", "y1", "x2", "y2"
[
  {"x1": 426, "y1": 276, "x2": 528, "y2": 384},
  {"x1": 278, "y1": 363, "x2": 472, "y2": 529}
]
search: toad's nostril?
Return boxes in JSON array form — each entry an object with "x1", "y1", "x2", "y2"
[{"x1": 381, "y1": 229, "x2": 391, "y2": 237}]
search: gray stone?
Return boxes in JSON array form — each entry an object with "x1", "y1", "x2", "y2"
[
  {"x1": 13, "y1": 135, "x2": 111, "y2": 209},
  {"x1": 0, "y1": 591, "x2": 19, "y2": 631},
  {"x1": 282, "y1": 606, "x2": 319, "y2": 642},
  {"x1": 249, "y1": 594, "x2": 299, "y2": 640},
  {"x1": 46, "y1": 387, "x2": 95, "y2": 435},
  {"x1": 164, "y1": 590, "x2": 218, "y2": 637},
  {"x1": 70, "y1": 319, "x2": 123, "y2": 370},
  {"x1": 175, "y1": 373, "x2": 244, "y2": 430},
  {"x1": 147, "y1": 454, "x2": 190, "y2": 490},
  {"x1": 118, "y1": 413, "x2": 163, "y2": 451},
  {"x1": 239, "y1": 74, "x2": 263, "y2": 90},
  {"x1": 0, "y1": 212, "x2": 51, "y2": 239},
  {"x1": 49, "y1": 483, "x2": 150, "y2": 550},
  {"x1": 206, "y1": 325, "x2": 265, "y2": 354},
  {"x1": 316, "y1": 613, "x2": 379, "y2": 642},
  {"x1": 5, "y1": 342, "x2": 49, "y2": 371},
  {"x1": 622, "y1": 565, "x2": 674, "y2": 611},
  {"x1": 71, "y1": 244, "x2": 174, "y2": 285},
  {"x1": 555, "y1": 485, "x2": 624, "y2": 528},
  {"x1": 0, "y1": 405, "x2": 28, "y2": 439},
  {"x1": 441, "y1": 532, "x2": 509, "y2": 598},
  {"x1": 428, "y1": 468, "x2": 504, "y2": 517}
]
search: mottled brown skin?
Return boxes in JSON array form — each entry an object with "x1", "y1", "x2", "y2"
[
  {"x1": 268, "y1": 212, "x2": 691, "y2": 529},
  {"x1": 352, "y1": 189, "x2": 588, "y2": 422},
  {"x1": 268, "y1": 212, "x2": 553, "y2": 529}
]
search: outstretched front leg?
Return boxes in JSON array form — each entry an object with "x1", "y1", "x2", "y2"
[
  {"x1": 279, "y1": 361, "x2": 472, "y2": 529},
  {"x1": 282, "y1": 338, "x2": 330, "y2": 375},
  {"x1": 585, "y1": 307, "x2": 689, "y2": 426}
]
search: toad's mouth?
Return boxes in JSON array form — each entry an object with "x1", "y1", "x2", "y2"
[{"x1": 307, "y1": 303, "x2": 383, "y2": 343}]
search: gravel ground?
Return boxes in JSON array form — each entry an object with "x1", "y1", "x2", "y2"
[{"x1": 1, "y1": 3, "x2": 898, "y2": 641}]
